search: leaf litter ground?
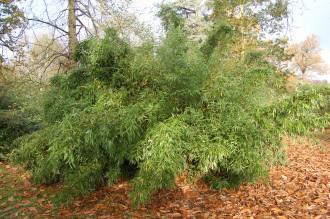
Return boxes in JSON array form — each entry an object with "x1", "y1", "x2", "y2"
[{"x1": 0, "y1": 135, "x2": 329, "y2": 218}]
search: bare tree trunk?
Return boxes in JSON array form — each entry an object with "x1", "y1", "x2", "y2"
[
  {"x1": 68, "y1": 0, "x2": 77, "y2": 68},
  {"x1": 0, "y1": 58, "x2": 3, "y2": 79}
]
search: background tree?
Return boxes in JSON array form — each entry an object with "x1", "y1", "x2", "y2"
[
  {"x1": 94, "y1": 0, "x2": 153, "y2": 45},
  {"x1": 22, "y1": 34, "x2": 67, "y2": 84},
  {"x1": 288, "y1": 35, "x2": 328, "y2": 75},
  {"x1": 158, "y1": 0, "x2": 212, "y2": 44},
  {"x1": 26, "y1": 0, "x2": 80, "y2": 68},
  {"x1": 68, "y1": 0, "x2": 77, "y2": 67},
  {"x1": 0, "y1": 0, "x2": 25, "y2": 71},
  {"x1": 209, "y1": 0, "x2": 290, "y2": 56},
  {"x1": 24, "y1": 0, "x2": 137, "y2": 71}
]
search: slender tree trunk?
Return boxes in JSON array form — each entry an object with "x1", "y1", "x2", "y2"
[
  {"x1": 0, "y1": 58, "x2": 3, "y2": 79},
  {"x1": 68, "y1": 0, "x2": 77, "y2": 68}
]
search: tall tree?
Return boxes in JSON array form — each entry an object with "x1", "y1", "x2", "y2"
[
  {"x1": 68, "y1": 0, "x2": 77, "y2": 66},
  {"x1": 27, "y1": 0, "x2": 79, "y2": 67},
  {"x1": 158, "y1": 0, "x2": 212, "y2": 43},
  {"x1": 22, "y1": 34, "x2": 66, "y2": 83},
  {"x1": 24, "y1": 0, "x2": 134, "y2": 71},
  {"x1": 0, "y1": 0, "x2": 25, "y2": 70},
  {"x1": 209, "y1": 0, "x2": 290, "y2": 56},
  {"x1": 288, "y1": 35, "x2": 328, "y2": 75}
]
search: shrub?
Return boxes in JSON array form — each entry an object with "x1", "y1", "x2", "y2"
[
  {"x1": 0, "y1": 82, "x2": 38, "y2": 160},
  {"x1": 11, "y1": 26, "x2": 330, "y2": 207}
]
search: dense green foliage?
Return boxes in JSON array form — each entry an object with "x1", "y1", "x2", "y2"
[
  {"x1": 0, "y1": 81, "x2": 38, "y2": 160},
  {"x1": 10, "y1": 1, "x2": 330, "y2": 207}
]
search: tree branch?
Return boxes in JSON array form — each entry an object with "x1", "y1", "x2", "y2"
[{"x1": 28, "y1": 18, "x2": 68, "y2": 34}]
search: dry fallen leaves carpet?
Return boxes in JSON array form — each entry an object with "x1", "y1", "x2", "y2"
[{"x1": 0, "y1": 136, "x2": 329, "y2": 218}]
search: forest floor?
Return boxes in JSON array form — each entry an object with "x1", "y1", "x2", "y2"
[{"x1": 0, "y1": 134, "x2": 329, "y2": 219}]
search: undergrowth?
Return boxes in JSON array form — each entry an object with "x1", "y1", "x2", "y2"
[{"x1": 0, "y1": 81, "x2": 39, "y2": 160}]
